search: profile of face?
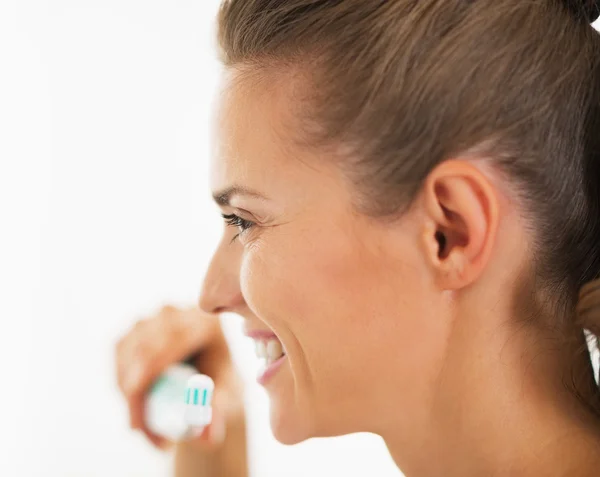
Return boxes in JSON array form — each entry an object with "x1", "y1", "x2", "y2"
[{"x1": 199, "y1": 69, "x2": 523, "y2": 445}]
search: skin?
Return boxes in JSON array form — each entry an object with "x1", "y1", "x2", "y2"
[{"x1": 198, "y1": 68, "x2": 600, "y2": 477}]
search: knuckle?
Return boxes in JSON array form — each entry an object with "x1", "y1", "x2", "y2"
[
  {"x1": 159, "y1": 304, "x2": 177, "y2": 317},
  {"x1": 130, "y1": 338, "x2": 151, "y2": 361},
  {"x1": 133, "y1": 318, "x2": 148, "y2": 331}
]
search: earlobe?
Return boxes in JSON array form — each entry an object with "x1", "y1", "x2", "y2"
[{"x1": 421, "y1": 160, "x2": 499, "y2": 290}]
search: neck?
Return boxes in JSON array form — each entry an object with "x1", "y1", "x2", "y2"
[{"x1": 381, "y1": 307, "x2": 600, "y2": 477}]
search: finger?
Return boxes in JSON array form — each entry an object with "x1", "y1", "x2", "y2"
[
  {"x1": 121, "y1": 307, "x2": 224, "y2": 387},
  {"x1": 115, "y1": 336, "x2": 132, "y2": 394},
  {"x1": 142, "y1": 427, "x2": 169, "y2": 450},
  {"x1": 143, "y1": 312, "x2": 225, "y2": 380},
  {"x1": 131, "y1": 394, "x2": 172, "y2": 450},
  {"x1": 207, "y1": 410, "x2": 227, "y2": 446},
  {"x1": 187, "y1": 404, "x2": 227, "y2": 450},
  {"x1": 167, "y1": 308, "x2": 224, "y2": 356},
  {"x1": 116, "y1": 328, "x2": 152, "y2": 396},
  {"x1": 189, "y1": 333, "x2": 232, "y2": 378},
  {"x1": 121, "y1": 343, "x2": 151, "y2": 398},
  {"x1": 128, "y1": 395, "x2": 144, "y2": 430}
]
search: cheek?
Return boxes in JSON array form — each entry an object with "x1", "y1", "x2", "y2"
[
  {"x1": 240, "y1": 226, "x2": 441, "y2": 434},
  {"x1": 240, "y1": 226, "x2": 428, "y2": 368},
  {"x1": 239, "y1": 237, "x2": 323, "y2": 349},
  {"x1": 240, "y1": 230, "x2": 360, "y2": 328}
]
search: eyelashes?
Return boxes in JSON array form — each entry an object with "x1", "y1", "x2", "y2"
[{"x1": 222, "y1": 213, "x2": 255, "y2": 243}]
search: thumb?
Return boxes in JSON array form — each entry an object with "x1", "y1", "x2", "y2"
[
  {"x1": 189, "y1": 407, "x2": 227, "y2": 449},
  {"x1": 207, "y1": 409, "x2": 227, "y2": 445}
]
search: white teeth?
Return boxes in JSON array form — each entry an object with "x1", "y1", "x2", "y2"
[
  {"x1": 253, "y1": 338, "x2": 285, "y2": 365},
  {"x1": 255, "y1": 341, "x2": 267, "y2": 359},
  {"x1": 266, "y1": 339, "x2": 284, "y2": 361}
]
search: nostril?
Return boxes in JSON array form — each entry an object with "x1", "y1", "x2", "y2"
[
  {"x1": 198, "y1": 292, "x2": 225, "y2": 314},
  {"x1": 198, "y1": 285, "x2": 245, "y2": 315}
]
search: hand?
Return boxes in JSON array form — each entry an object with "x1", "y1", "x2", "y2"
[{"x1": 115, "y1": 305, "x2": 244, "y2": 450}]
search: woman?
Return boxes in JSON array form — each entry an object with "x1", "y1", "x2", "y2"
[{"x1": 116, "y1": 0, "x2": 600, "y2": 475}]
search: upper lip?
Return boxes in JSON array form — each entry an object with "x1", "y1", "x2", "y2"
[{"x1": 243, "y1": 328, "x2": 279, "y2": 340}]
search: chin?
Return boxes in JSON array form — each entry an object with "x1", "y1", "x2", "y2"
[{"x1": 268, "y1": 396, "x2": 313, "y2": 445}]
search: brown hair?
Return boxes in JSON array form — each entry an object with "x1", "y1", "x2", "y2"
[{"x1": 216, "y1": 0, "x2": 600, "y2": 407}]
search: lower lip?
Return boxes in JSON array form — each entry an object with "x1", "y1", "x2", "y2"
[{"x1": 257, "y1": 355, "x2": 287, "y2": 386}]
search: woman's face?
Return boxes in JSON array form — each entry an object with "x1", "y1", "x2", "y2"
[{"x1": 200, "y1": 71, "x2": 447, "y2": 444}]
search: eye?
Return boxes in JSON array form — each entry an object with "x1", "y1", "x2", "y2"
[{"x1": 222, "y1": 213, "x2": 255, "y2": 242}]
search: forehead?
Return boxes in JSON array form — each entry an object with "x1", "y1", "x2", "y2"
[{"x1": 211, "y1": 68, "x2": 315, "y2": 194}]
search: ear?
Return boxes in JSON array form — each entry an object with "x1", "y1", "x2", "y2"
[{"x1": 420, "y1": 160, "x2": 499, "y2": 290}]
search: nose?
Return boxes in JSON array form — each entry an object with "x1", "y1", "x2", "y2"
[{"x1": 199, "y1": 238, "x2": 245, "y2": 314}]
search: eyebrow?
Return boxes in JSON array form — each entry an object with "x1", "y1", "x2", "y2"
[{"x1": 212, "y1": 186, "x2": 268, "y2": 206}]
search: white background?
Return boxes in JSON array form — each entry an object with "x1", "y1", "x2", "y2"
[
  {"x1": 3, "y1": 2, "x2": 597, "y2": 476},
  {"x1": 0, "y1": 1, "x2": 400, "y2": 476}
]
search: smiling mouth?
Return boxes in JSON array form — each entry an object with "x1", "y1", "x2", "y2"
[
  {"x1": 256, "y1": 352, "x2": 287, "y2": 386},
  {"x1": 244, "y1": 329, "x2": 288, "y2": 385},
  {"x1": 254, "y1": 337, "x2": 286, "y2": 366}
]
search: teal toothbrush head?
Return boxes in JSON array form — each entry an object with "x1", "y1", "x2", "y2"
[{"x1": 184, "y1": 374, "x2": 214, "y2": 429}]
